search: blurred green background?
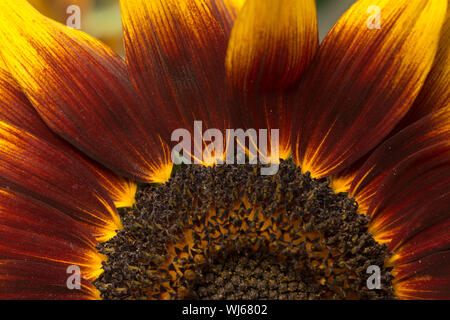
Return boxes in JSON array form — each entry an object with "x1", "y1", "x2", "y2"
[
  {"x1": 316, "y1": 0, "x2": 358, "y2": 39},
  {"x1": 29, "y1": 0, "x2": 358, "y2": 55}
]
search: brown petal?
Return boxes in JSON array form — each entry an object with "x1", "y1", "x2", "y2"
[
  {"x1": 0, "y1": 66, "x2": 137, "y2": 208},
  {"x1": 0, "y1": 121, "x2": 121, "y2": 241},
  {"x1": 350, "y1": 108, "x2": 450, "y2": 213},
  {"x1": 292, "y1": 0, "x2": 447, "y2": 178},
  {"x1": 0, "y1": 260, "x2": 99, "y2": 300},
  {"x1": 0, "y1": 0, "x2": 172, "y2": 183},
  {"x1": 395, "y1": 13, "x2": 450, "y2": 130},
  {"x1": 367, "y1": 142, "x2": 450, "y2": 245},
  {"x1": 226, "y1": 0, "x2": 318, "y2": 93},
  {"x1": 225, "y1": 0, "x2": 318, "y2": 159},
  {"x1": 0, "y1": 188, "x2": 103, "y2": 281},
  {"x1": 121, "y1": 0, "x2": 240, "y2": 136},
  {"x1": 393, "y1": 251, "x2": 450, "y2": 300}
]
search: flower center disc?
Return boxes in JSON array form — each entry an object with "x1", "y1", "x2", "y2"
[{"x1": 95, "y1": 160, "x2": 394, "y2": 300}]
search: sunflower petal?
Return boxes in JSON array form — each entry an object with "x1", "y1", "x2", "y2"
[
  {"x1": 389, "y1": 219, "x2": 450, "y2": 267},
  {"x1": 393, "y1": 251, "x2": 450, "y2": 300},
  {"x1": 0, "y1": 260, "x2": 99, "y2": 300},
  {"x1": 224, "y1": 0, "x2": 318, "y2": 159},
  {"x1": 330, "y1": 156, "x2": 368, "y2": 194},
  {"x1": 226, "y1": 0, "x2": 318, "y2": 93},
  {"x1": 292, "y1": 0, "x2": 447, "y2": 178},
  {"x1": 387, "y1": 185, "x2": 449, "y2": 254},
  {"x1": 0, "y1": 0, "x2": 171, "y2": 183},
  {"x1": 120, "y1": 0, "x2": 239, "y2": 135},
  {"x1": 0, "y1": 67, "x2": 136, "y2": 208},
  {"x1": 0, "y1": 188, "x2": 103, "y2": 281},
  {"x1": 0, "y1": 121, "x2": 121, "y2": 241},
  {"x1": 350, "y1": 108, "x2": 450, "y2": 213},
  {"x1": 396, "y1": 13, "x2": 450, "y2": 129},
  {"x1": 367, "y1": 142, "x2": 450, "y2": 245}
]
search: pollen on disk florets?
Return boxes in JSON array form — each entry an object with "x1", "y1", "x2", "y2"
[{"x1": 95, "y1": 159, "x2": 394, "y2": 300}]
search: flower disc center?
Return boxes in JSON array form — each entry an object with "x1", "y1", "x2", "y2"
[
  {"x1": 187, "y1": 249, "x2": 326, "y2": 300},
  {"x1": 95, "y1": 160, "x2": 394, "y2": 300}
]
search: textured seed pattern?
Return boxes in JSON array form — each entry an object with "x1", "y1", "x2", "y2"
[
  {"x1": 95, "y1": 160, "x2": 394, "y2": 300},
  {"x1": 187, "y1": 250, "x2": 324, "y2": 300}
]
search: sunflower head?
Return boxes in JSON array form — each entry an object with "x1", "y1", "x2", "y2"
[
  {"x1": 0, "y1": 0, "x2": 448, "y2": 300},
  {"x1": 96, "y1": 159, "x2": 395, "y2": 300}
]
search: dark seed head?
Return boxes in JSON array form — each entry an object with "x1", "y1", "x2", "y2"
[{"x1": 95, "y1": 159, "x2": 394, "y2": 300}]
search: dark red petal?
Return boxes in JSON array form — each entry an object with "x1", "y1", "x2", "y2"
[
  {"x1": 367, "y1": 142, "x2": 450, "y2": 245},
  {"x1": 292, "y1": 0, "x2": 447, "y2": 178},
  {"x1": 0, "y1": 0, "x2": 172, "y2": 183},
  {"x1": 120, "y1": 0, "x2": 239, "y2": 136},
  {"x1": 393, "y1": 251, "x2": 450, "y2": 300},
  {"x1": 350, "y1": 108, "x2": 450, "y2": 213},
  {"x1": 387, "y1": 187, "x2": 449, "y2": 255},
  {"x1": 0, "y1": 187, "x2": 103, "y2": 281},
  {"x1": 0, "y1": 260, "x2": 99, "y2": 300},
  {"x1": 390, "y1": 219, "x2": 450, "y2": 267},
  {"x1": 225, "y1": 0, "x2": 318, "y2": 159},
  {"x1": 0, "y1": 121, "x2": 121, "y2": 241},
  {"x1": 330, "y1": 156, "x2": 368, "y2": 194},
  {"x1": 226, "y1": 0, "x2": 318, "y2": 93},
  {"x1": 395, "y1": 14, "x2": 450, "y2": 130},
  {"x1": 0, "y1": 66, "x2": 136, "y2": 208}
]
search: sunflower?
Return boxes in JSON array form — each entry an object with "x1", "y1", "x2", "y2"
[
  {"x1": 27, "y1": 0, "x2": 125, "y2": 54},
  {"x1": 0, "y1": 0, "x2": 448, "y2": 300}
]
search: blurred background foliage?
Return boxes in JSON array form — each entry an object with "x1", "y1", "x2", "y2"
[{"x1": 29, "y1": 0, "x2": 358, "y2": 56}]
